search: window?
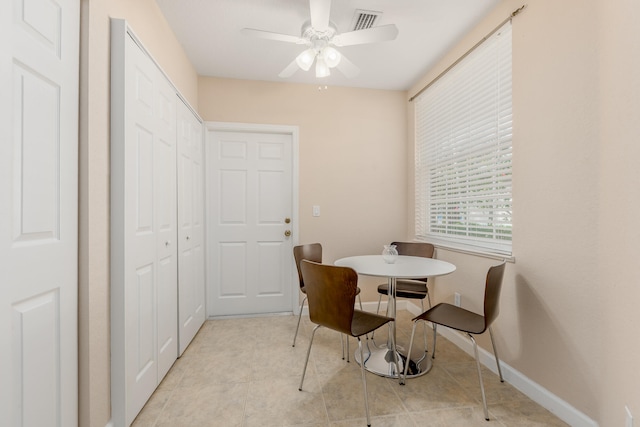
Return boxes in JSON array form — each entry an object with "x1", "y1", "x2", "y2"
[{"x1": 414, "y1": 22, "x2": 512, "y2": 255}]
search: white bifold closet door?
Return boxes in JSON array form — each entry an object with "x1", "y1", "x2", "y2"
[
  {"x1": 110, "y1": 20, "x2": 178, "y2": 426},
  {"x1": 111, "y1": 19, "x2": 206, "y2": 426},
  {"x1": 177, "y1": 100, "x2": 205, "y2": 356}
]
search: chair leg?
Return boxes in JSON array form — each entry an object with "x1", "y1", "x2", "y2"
[
  {"x1": 412, "y1": 301, "x2": 428, "y2": 365},
  {"x1": 343, "y1": 295, "x2": 364, "y2": 359},
  {"x1": 469, "y1": 334, "x2": 490, "y2": 421},
  {"x1": 425, "y1": 288, "x2": 433, "y2": 358},
  {"x1": 489, "y1": 326, "x2": 504, "y2": 382},
  {"x1": 292, "y1": 295, "x2": 307, "y2": 347},
  {"x1": 299, "y1": 324, "x2": 320, "y2": 391},
  {"x1": 357, "y1": 337, "x2": 372, "y2": 427},
  {"x1": 371, "y1": 296, "x2": 381, "y2": 342},
  {"x1": 431, "y1": 324, "x2": 438, "y2": 359},
  {"x1": 402, "y1": 320, "x2": 419, "y2": 384},
  {"x1": 346, "y1": 335, "x2": 350, "y2": 362},
  {"x1": 340, "y1": 333, "x2": 351, "y2": 362},
  {"x1": 357, "y1": 294, "x2": 368, "y2": 344}
]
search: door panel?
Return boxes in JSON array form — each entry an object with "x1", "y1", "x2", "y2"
[
  {"x1": 177, "y1": 100, "x2": 205, "y2": 355},
  {"x1": 219, "y1": 243, "x2": 248, "y2": 297},
  {"x1": 257, "y1": 243, "x2": 285, "y2": 295},
  {"x1": 111, "y1": 21, "x2": 178, "y2": 426},
  {"x1": 13, "y1": 65, "x2": 60, "y2": 241},
  {"x1": 124, "y1": 45, "x2": 160, "y2": 409},
  {"x1": 134, "y1": 264, "x2": 155, "y2": 386},
  {"x1": 220, "y1": 169, "x2": 248, "y2": 223},
  {"x1": 1, "y1": 0, "x2": 79, "y2": 426},
  {"x1": 13, "y1": 290, "x2": 60, "y2": 426},
  {"x1": 153, "y1": 74, "x2": 177, "y2": 381},
  {"x1": 207, "y1": 128, "x2": 295, "y2": 316}
]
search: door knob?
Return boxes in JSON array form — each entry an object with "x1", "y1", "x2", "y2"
[{"x1": 284, "y1": 230, "x2": 291, "y2": 237}]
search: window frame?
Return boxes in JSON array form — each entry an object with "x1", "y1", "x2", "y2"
[{"x1": 414, "y1": 22, "x2": 513, "y2": 257}]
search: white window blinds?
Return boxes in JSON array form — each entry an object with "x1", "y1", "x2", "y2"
[{"x1": 415, "y1": 21, "x2": 512, "y2": 255}]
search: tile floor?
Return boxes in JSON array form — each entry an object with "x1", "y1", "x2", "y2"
[{"x1": 132, "y1": 310, "x2": 568, "y2": 426}]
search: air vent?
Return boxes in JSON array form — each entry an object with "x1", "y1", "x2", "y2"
[{"x1": 350, "y1": 9, "x2": 382, "y2": 31}]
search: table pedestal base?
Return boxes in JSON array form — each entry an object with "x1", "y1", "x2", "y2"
[{"x1": 355, "y1": 341, "x2": 432, "y2": 379}]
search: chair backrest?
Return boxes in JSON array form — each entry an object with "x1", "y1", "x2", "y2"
[
  {"x1": 299, "y1": 260, "x2": 357, "y2": 336},
  {"x1": 483, "y1": 261, "x2": 507, "y2": 329},
  {"x1": 392, "y1": 241, "x2": 435, "y2": 259},
  {"x1": 392, "y1": 242, "x2": 435, "y2": 282},
  {"x1": 293, "y1": 243, "x2": 322, "y2": 290}
]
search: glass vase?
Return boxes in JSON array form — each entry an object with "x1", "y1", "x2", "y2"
[{"x1": 382, "y1": 244, "x2": 399, "y2": 264}]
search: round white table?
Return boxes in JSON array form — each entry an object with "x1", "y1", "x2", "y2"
[{"x1": 335, "y1": 255, "x2": 456, "y2": 379}]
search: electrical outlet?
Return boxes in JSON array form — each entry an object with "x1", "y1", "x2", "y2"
[
  {"x1": 454, "y1": 292, "x2": 461, "y2": 307},
  {"x1": 626, "y1": 406, "x2": 633, "y2": 427}
]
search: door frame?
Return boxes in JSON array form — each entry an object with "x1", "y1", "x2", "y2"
[{"x1": 204, "y1": 122, "x2": 300, "y2": 316}]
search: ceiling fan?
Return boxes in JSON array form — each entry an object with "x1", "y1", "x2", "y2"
[{"x1": 241, "y1": 0, "x2": 399, "y2": 79}]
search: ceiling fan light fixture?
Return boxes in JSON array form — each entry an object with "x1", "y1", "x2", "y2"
[
  {"x1": 315, "y1": 57, "x2": 330, "y2": 78},
  {"x1": 295, "y1": 48, "x2": 316, "y2": 71},
  {"x1": 322, "y1": 46, "x2": 341, "y2": 68}
]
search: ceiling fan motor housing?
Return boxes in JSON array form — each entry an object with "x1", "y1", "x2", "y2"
[{"x1": 300, "y1": 20, "x2": 338, "y2": 44}]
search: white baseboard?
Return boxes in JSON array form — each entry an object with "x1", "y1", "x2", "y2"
[{"x1": 403, "y1": 302, "x2": 598, "y2": 427}]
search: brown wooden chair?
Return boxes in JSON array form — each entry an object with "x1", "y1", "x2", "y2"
[
  {"x1": 292, "y1": 243, "x2": 362, "y2": 349},
  {"x1": 402, "y1": 261, "x2": 507, "y2": 420},
  {"x1": 375, "y1": 241, "x2": 435, "y2": 357},
  {"x1": 298, "y1": 260, "x2": 400, "y2": 427}
]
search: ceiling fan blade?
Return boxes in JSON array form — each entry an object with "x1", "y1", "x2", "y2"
[
  {"x1": 332, "y1": 24, "x2": 399, "y2": 47},
  {"x1": 241, "y1": 28, "x2": 306, "y2": 44},
  {"x1": 278, "y1": 59, "x2": 300, "y2": 78},
  {"x1": 336, "y1": 54, "x2": 360, "y2": 79},
  {"x1": 309, "y1": 0, "x2": 331, "y2": 31}
]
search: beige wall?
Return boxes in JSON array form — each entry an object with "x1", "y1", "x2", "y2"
[
  {"x1": 79, "y1": 0, "x2": 640, "y2": 425},
  {"x1": 78, "y1": 0, "x2": 198, "y2": 425},
  {"x1": 598, "y1": 0, "x2": 640, "y2": 425},
  {"x1": 198, "y1": 78, "x2": 408, "y2": 300},
  {"x1": 408, "y1": 0, "x2": 640, "y2": 425}
]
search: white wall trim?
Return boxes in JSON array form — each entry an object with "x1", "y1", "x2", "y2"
[{"x1": 404, "y1": 301, "x2": 599, "y2": 427}]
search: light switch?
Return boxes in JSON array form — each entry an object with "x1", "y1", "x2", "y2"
[{"x1": 312, "y1": 205, "x2": 320, "y2": 217}]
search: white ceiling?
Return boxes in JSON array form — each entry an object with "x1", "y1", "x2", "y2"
[{"x1": 155, "y1": 0, "x2": 501, "y2": 91}]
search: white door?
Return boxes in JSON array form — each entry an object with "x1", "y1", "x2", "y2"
[
  {"x1": 151, "y1": 65, "x2": 179, "y2": 383},
  {"x1": 177, "y1": 99, "x2": 205, "y2": 355},
  {"x1": 0, "y1": 0, "x2": 79, "y2": 426},
  {"x1": 110, "y1": 22, "x2": 178, "y2": 426},
  {"x1": 123, "y1": 31, "x2": 178, "y2": 423},
  {"x1": 206, "y1": 125, "x2": 297, "y2": 316}
]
